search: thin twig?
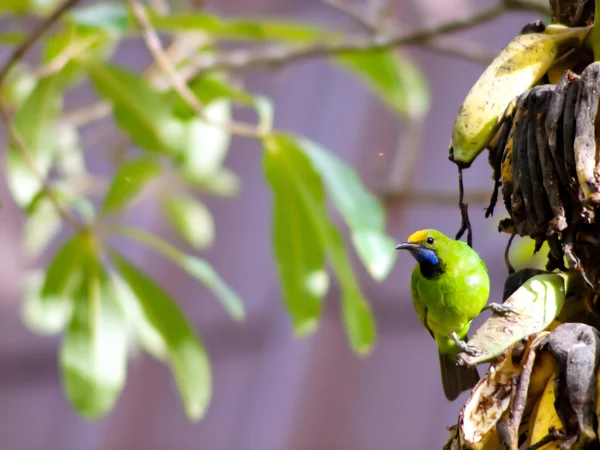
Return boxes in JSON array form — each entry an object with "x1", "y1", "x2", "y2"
[
  {"x1": 127, "y1": 0, "x2": 265, "y2": 139},
  {"x1": 382, "y1": 188, "x2": 492, "y2": 206},
  {"x1": 181, "y1": 1, "x2": 543, "y2": 78},
  {"x1": 0, "y1": 0, "x2": 83, "y2": 227},
  {"x1": 321, "y1": 0, "x2": 496, "y2": 64},
  {"x1": 66, "y1": 0, "x2": 541, "y2": 130}
]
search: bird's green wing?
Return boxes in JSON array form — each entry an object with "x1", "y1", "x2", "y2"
[{"x1": 410, "y1": 267, "x2": 434, "y2": 339}]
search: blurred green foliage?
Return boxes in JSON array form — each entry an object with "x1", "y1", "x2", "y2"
[{"x1": 2, "y1": 0, "x2": 431, "y2": 421}]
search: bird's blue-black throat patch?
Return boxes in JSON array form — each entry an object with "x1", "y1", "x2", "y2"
[{"x1": 413, "y1": 248, "x2": 444, "y2": 279}]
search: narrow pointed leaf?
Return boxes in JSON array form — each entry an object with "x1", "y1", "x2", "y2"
[
  {"x1": 23, "y1": 197, "x2": 62, "y2": 259},
  {"x1": 181, "y1": 100, "x2": 232, "y2": 178},
  {"x1": 101, "y1": 157, "x2": 162, "y2": 215},
  {"x1": 264, "y1": 133, "x2": 376, "y2": 354},
  {"x1": 111, "y1": 272, "x2": 168, "y2": 360},
  {"x1": 113, "y1": 226, "x2": 244, "y2": 322},
  {"x1": 22, "y1": 270, "x2": 73, "y2": 335},
  {"x1": 86, "y1": 62, "x2": 185, "y2": 154},
  {"x1": 297, "y1": 137, "x2": 396, "y2": 281},
  {"x1": 39, "y1": 233, "x2": 87, "y2": 322},
  {"x1": 162, "y1": 195, "x2": 215, "y2": 250},
  {"x1": 60, "y1": 251, "x2": 129, "y2": 419},
  {"x1": 7, "y1": 75, "x2": 61, "y2": 207},
  {"x1": 263, "y1": 142, "x2": 328, "y2": 336},
  {"x1": 69, "y1": 2, "x2": 131, "y2": 35},
  {"x1": 110, "y1": 250, "x2": 212, "y2": 420}
]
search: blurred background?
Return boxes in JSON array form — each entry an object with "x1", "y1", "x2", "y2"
[{"x1": 0, "y1": 0, "x2": 548, "y2": 448}]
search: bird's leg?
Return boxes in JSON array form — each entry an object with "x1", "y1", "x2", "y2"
[
  {"x1": 450, "y1": 332, "x2": 480, "y2": 356},
  {"x1": 482, "y1": 302, "x2": 518, "y2": 316}
]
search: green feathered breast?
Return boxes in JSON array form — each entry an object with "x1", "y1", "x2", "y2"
[{"x1": 398, "y1": 229, "x2": 490, "y2": 401}]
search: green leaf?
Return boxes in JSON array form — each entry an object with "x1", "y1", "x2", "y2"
[
  {"x1": 0, "y1": 32, "x2": 26, "y2": 44},
  {"x1": 297, "y1": 137, "x2": 396, "y2": 281},
  {"x1": 60, "y1": 249, "x2": 129, "y2": 419},
  {"x1": 23, "y1": 197, "x2": 62, "y2": 259},
  {"x1": 180, "y1": 100, "x2": 232, "y2": 178},
  {"x1": 263, "y1": 140, "x2": 328, "y2": 337},
  {"x1": 510, "y1": 236, "x2": 549, "y2": 270},
  {"x1": 148, "y1": 13, "x2": 335, "y2": 42},
  {"x1": 69, "y1": 2, "x2": 131, "y2": 35},
  {"x1": 173, "y1": 75, "x2": 273, "y2": 130},
  {"x1": 113, "y1": 226, "x2": 245, "y2": 322},
  {"x1": 101, "y1": 156, "x2": 162, "y2": 215},
  {"x1": 1, "y1": 64, "x2": 37, "y2": 108},
  {"x1": 22, "y1": 270, "x2": 73, "y2": 335},
  {"x1": 86, "y1": 62, "x2": 185, "y2": 154},
  {"x1": 336, "y1": 50, "x2": 430, "y2": 119},
  {"x1": 54, "y1": 124, "x2": 85, "y2": 179},
  {"x1": 39, "y1": 233, "x2": 87, "y2": 324},
  {"x1": 7, "y1": 75, "x2": 61, "y2": 207},
  {"x1": 110, "y1": 250, "x2": 212, "y2": 421},
  {"x1": 264, "y1": 133, "x2": 376, "y2": 354},
  {"x1": 162, "y1": 195, "x2": 215, "y2": 250},
  {"x1": 111, "y1": 272, "x2": 168, "y2": 360},
  {"x1": 183, "y1": 167, "x2": 240, "y2": 197}
]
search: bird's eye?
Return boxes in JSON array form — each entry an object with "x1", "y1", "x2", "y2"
[{"x1": 427, "y1": 237, "x2": 434, "y2": 245}]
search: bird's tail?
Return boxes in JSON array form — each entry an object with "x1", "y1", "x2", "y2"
[{"x1": 438, "y1": 351, "x2": 480, "y2": 402}]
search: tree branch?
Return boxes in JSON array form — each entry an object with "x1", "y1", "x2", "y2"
[
  {"x1": 0, "y1": 0, "x2": 83, "y2": 228},
  {"x1": 65, "y1": 0, "x2": 546, "y2": 130},
  {"x1": 381, "y1": 189, "x2": 493, "y2": 206},
  {"x1": 322, "y1": 0, "x2": 496, "y2": 64},
  {"x1": 127, "y1": 0, "x2": 266, "y2": 139},
  {"x1": 180, "y1": 1, "x2": 543, "y2": 78}
]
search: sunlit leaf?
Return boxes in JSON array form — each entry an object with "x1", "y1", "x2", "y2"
[
  {"x1": 6, "y1": 75, "x2": 61, "y2": 207},
  {"x1": 264, "y1": 133, "x2": 376, "y2": 354},
  {"x1": 44, "y1": 23, "x2": 116, "y2": 87},
  {"x1": 23, "y1": 197, "x2": 62, "y2": 259},
  {"x1": 183, "y1": 167, "x2": 241, "y2": 197},
  {"x1": 69, "y1": 2, "x2": 131, "y2": 35},
  {"x1": 263, "y1": 140, "x2": 328, "y2": 336},
  {"x1": 101, "y1": 156, "x2": 162, "y2": 215},
  {"x1": 54, "y1": 124, "x2": 85, "y2": 179},
  {"x1": 296, "y1": 137, "x2": 396, "y2": 281},
  {"x1": 162, "y1": 195, "x2": 215, "y2": 250},
  {"x1": 510, "y1": 236, "x2": 549, "y2": 270},
  {"x1": 86, "y1": 62, "x2": 185, "y2": 154},
  {"x1": 111, "y1": 272, "x2": 167, "y2": 360},
  {"x1": 60, "y1": 249, "x2": 129, "y2": 419},
  {"x1": 110, "y1": 250, "x2": 212, "y2": 420},
  {"x1": 175, "y1": 75, "x2": 273, "y2": 134},
  {"x1": 180, "y1": 100, "x2": 232, "y2": 178},
  {"x1": 39, "y1": 233, "x2": 87, "y2": 324},
  {"x1": 22, "y1": 270, "x2": 73, "y2": 335},
  {"x1": 336, "y1": 51, "x2": 430, "y2": 119},
  {"x1": 1, "y1": 64, "x2": 37, "y2": 108},
  {"x1": 113, "y1": 226, "x2": 245, "y2": 322}
]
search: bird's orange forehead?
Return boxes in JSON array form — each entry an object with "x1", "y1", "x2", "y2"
[{"x1": 407, "y1": 230, "x2": 428, "y2": 243}]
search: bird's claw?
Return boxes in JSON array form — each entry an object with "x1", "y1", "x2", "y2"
[
  {"x1": 451, "y1": 332, "x2": 480, "y2": 356},
  {"x1": 483, "y1": 302, "x2": 518, "y2": 316}
]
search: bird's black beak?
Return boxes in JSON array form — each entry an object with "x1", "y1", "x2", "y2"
[{"x1": 395, "y1": 242, "x2": 421, "y2": 251}]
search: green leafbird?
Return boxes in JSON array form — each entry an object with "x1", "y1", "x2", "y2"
[{"x1": 395, "y1": 229, "x2": 509, "y2": 401}]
